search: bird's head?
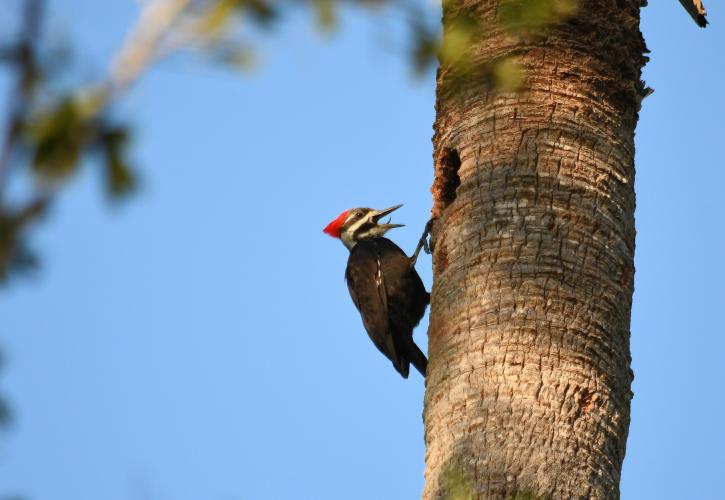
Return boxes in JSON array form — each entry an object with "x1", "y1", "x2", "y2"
[{"x1": 323, "y1": 204, "x2": 404, "y2": 249}]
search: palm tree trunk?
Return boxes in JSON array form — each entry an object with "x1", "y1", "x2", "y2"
[{"x1": 424, "y1": 1, "x2": 648, "y2": 498}]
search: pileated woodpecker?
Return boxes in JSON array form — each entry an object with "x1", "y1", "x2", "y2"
[{"x1": 324, "y1": 204, "x2": 429, "y2": 378}]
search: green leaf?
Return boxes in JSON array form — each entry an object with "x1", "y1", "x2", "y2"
[
  {"x1": 27, "y1": 96, "x2": 92, "y2": 178},
  {"x1": 313, "y1": 0, "x2": 337, "y2": 32},
  {"x1": 439, "y1": 15, "x2": 477, "y2": 67},
  {"x1": 441, "y1": 464, "x2": 475, "y2": 500},
  {"x1": 410, "y1": 23, "x2": 439, "y2": 75},
  {"x1": 500, "y1": 0, "x2": 580, "y2": 35},
  {"x1": 237, "y1": 0, "x2": 278, "y2": 26},
  {"x1": 493, "y1": 56, "x2": 526, "y2": 92},
  {"x1": 0, "y1": 201, "x2": 46, "y2": 284},
  {"x1": 199, "y1": 0, "x2": 238, "y2": 35},
  {"x1": 99, "y1": 125, "x2": 138, "y2": 199}
]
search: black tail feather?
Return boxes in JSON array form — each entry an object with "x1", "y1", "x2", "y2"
[{"x1": 408, "y1": 341, "x2": 428, "y2": 377}]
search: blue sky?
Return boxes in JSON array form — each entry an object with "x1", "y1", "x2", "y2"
[{"x1": 0, "y1": 1, "x2": 723, "y2": 499}]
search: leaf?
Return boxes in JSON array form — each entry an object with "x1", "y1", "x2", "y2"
[
  {"x1": 492, "y1": 56, "x2": 525, "y2": 92},
  {"x1": 26, "y1": 96, "x2": 92, "y2": 178},
  {"x1": 441, "y1": 464, "x2": 474, "y2": 500},
  {"x1": 238, "y1": 0, "x2": 278, "y2": 26},
  {"x1": 410, "y1": 22, "x2": 439, "y2": 75},
  {"x1": 0, "y1": 201, "x2": 47, "y2": 283},
  {"x1": 313, "y1": 0, "x2": 337, "y2": 32},
  {"x1": 500, "y1": 0, "x2": 580, "y2": 35},
  {"x1": 439, "y1": 14, "x2": 477, "y2": 68},
  {"x1": 198, "y1": 0, "x2": 238, "y2": 36},
  {"x1": 0, "y1": 214, "x2": 23, "y2": 283},
  {"x1": 105, "y1": 154, "x2": 137, "y2": 199},
  {"x1": 99, "y1": 125, "x2": 138, "y2": 199}
]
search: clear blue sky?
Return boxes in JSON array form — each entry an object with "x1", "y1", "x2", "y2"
[{"x1": 0, "y1": 1, "x2": 722, "y2": 499}]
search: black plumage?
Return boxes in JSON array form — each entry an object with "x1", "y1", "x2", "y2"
[{"x1": 345, "y1": 237, "x2": 429, "y2": 378}]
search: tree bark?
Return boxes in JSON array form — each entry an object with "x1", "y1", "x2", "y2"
[{"x1": 424, "y1": 1, "x2": 648, "y2": 498}]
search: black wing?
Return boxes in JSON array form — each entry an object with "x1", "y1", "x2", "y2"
[
  {"x1": 376, "y1": 239, "x2": 429, "y2": 335},
  {"x1": 375, "y1": 238, "x2": 429, "y2": 377},
  {"x1": 345, "y1": 239, "x2": 408, "y2": 376}
]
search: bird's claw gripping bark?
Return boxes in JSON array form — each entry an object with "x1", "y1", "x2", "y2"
[{"x1": 410, "y1": 218, "x2": 435, "y2": 267}]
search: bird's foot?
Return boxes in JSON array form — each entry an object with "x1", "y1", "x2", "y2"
[{"x1": 410, "y1": 218, "x2": 435, "y2": 267}]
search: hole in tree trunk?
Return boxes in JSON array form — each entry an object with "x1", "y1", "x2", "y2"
[{"x1": 433, "y1": 148, "x2": 461, "y2": 216}]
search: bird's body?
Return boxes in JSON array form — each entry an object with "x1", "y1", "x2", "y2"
[
  {"x1": 324, "y1": 205, "x2": 429, "y2": 378},
  {"x1": 345, "y1": 237, "x2": 429, "y2": 378}
]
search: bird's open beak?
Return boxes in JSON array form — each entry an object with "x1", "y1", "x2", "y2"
[{"x1": 371, "y1": 204, "x2": 404, "y2": 229}]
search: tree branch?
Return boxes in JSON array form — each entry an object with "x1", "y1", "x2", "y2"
[
  {"x1": 107, "y1": 0, "x2": 193, "y2": 97},
  {"x1": 0, "y1": 0, "x2": 44, "y2": 197}
]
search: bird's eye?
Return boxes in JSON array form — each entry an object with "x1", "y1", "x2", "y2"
[{"x1": 354, "y1": 211, "x2": 363, "y2": 218}]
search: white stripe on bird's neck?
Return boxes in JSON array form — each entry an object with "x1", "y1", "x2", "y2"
[{"x1": 341, "y1": 216, "x2": 370, "y2": 249}]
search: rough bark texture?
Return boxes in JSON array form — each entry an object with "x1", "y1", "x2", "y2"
[{"x1": 424, "y1": 1, "x2": 648, "y2": 498}]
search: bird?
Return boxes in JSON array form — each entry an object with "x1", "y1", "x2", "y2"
[
  {"x1": 679, "y1": 0, "x2": 708, "y2": 27},
  {"x1": 323, "y1": 204, "x2": 429, "y2": 378}
]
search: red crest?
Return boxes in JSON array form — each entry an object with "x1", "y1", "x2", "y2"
[{"x1": 323, "y1": 210, "x2": 350, "y2": 238}]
